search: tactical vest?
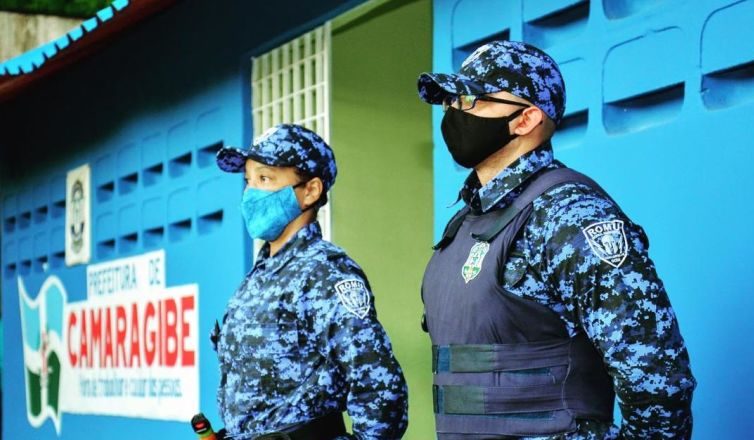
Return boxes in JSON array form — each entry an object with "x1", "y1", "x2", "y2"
[{"x1": 422, "y1": 167, "x2": 616, "y2": 439}]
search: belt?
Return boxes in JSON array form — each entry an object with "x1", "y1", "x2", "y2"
[{"x1": 254, "y1": 413, "x2": 347, "y2": 440}]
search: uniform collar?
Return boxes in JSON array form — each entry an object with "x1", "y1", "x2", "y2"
[
  {"x1": 460, "y1": 142, "x2": 554, "y2": 213},
  {"x1": 254, "y1": 221, "x2": 323, "y2": 275}
]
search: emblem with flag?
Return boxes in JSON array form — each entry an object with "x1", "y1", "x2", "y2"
[
  {"x1": 18, "y1": 276, "x2": 67, "y2": 434},
  {"x1": 462, "y1": 241, "x2": 490, "y2": 283}
]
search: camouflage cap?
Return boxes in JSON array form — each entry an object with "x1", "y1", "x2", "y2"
[
  {"x1": 216, "y1": 124, "x2": 337, "y2": 191},
  {"x1": 417, "y1": 40, "x2": 566, "y2": 124}
]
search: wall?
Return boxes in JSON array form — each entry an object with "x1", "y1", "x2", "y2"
[
  {"x1": 0, "y1": 11, "x2": 81, "y2": 62},
  {"x1": 430, "y1": 0, "x2": 754, "y2": 438},
  {"x1": 0, "y1": 0, "x2": 365, "y2": 438},
  {"x1": 331, "y1": 0, "x2": 434, "y2": 438}
]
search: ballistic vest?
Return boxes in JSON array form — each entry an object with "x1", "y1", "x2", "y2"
[{"x1": 422, "y1": 167, "x2": 616, "y2": 439}]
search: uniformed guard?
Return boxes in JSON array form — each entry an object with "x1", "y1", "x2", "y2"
[
  {"x1": 213, "y1": 124, "x2": 408, "y2": 440},
  {"x1": 417, "y1": 41, "x2": 696, "y2": 439}
]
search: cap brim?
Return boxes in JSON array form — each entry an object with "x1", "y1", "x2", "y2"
[
  {"x1": 216, "y1": 147, "x2": 249, "y2": 173},
  {"x1": 417, "y1": 72, "x2": 501, "y2": 104}
]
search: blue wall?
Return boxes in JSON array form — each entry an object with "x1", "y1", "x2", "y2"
[
  {"x1": 430, "y1": 0, "x2": 754, "y2": 437},
  {"x1": 0, "y1": 0, "x2": 363, "y2": 438},
  {"x1": 4, "y1": 0, "x2": 754, "y2": 437}
]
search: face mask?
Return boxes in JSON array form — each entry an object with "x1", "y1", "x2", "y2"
[
  {"x1": 240, "y1": 183, "x2": 306, "y2": 242},
  {"x1": 440, "y1": 106, "x2": 525, "y2": 168}
]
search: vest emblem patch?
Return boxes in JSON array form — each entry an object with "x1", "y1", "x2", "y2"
[
  {"x1": 334, "y1": 279, "x2": 371, "y2": 319},
  {"x1": 462, "y1": 241, "x2": 490, "y2": 283},
  {"x1": 583, "y1": 220, "x2": 628, "y2": 268}
]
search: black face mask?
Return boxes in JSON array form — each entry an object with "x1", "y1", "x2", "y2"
[{"x1": 441, "y1": 106, "x2": 525, "y2": 168}]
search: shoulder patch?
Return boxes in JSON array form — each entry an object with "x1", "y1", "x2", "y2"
[
  {"x1": 582, "y1": 220, "x2": 628, "y2": 268},
  {"x1": 334, "y1": 279, "x2": 371, "y2": 319}
]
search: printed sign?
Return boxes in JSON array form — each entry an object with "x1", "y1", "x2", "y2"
[
  {"x1": 18, "y1": 251, "x2": 199, "y2": 434},
  {"x1": 18, "y1": 276, "x2": 66, "y2": 433},
  {"x1": 86, "y1": 250, "x2": 165, "y2": 298},
  {"x1": 65, "y1": 164, "x2": 91, "y2": 266}
]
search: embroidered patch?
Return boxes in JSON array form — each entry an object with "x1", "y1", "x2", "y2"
[
  {"x1": 583, "y1": 220, "x2": 628, "y2": 268},
  {"x1": 462, "y1": 241, "x2": 490, "y2": 283},
  {"x1": 334, "y1": 279, "x2": 371, "y2": 319}
]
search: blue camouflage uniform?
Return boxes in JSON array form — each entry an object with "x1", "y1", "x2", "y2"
[
  {"x1": 418, "y1": 41, "x2": 695, "y2": 439},
  {"x1": 214, "y1": 124, "x2": 409, "y2": 439}
]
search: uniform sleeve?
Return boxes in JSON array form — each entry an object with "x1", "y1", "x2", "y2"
[
  {"x1": 539, "y1": 186, "x2": 696, "y2": 439},
  {"x1": 308, "y1": 258, "x2": 409, "y2": 440}
]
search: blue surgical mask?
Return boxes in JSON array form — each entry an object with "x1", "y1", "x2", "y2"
[{"x1": 240, "y1": 184, "x2": 303, "y2": 241}]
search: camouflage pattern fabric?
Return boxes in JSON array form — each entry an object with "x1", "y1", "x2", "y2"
[
  {"x1": 418, "y1": 40, "x2": 566, "y2": 124},
  {"x1": 215, "y1": 222, "x2": 408, "y2": 440},
  {"x1": 454, "y1": 143, "x2": 696, "y2": 439},
  {"x1": 217, "y1": 124, "x2": 338, "y2": 192}
]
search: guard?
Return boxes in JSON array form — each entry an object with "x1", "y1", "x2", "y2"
[
  {"x1": 417, "y1": 41, "x2": 695, "y2": 439},
  {"x1": 213, "y1": 124, "x2": 409, "y2": 439}
]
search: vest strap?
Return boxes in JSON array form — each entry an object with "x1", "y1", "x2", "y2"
[
  {"x1": 433, "y1": 206, "x2": 471, "y2": 250},
  {"x1": 432, "y1": 340, "x2": 571, "y2": 373},
  {"x1": 434, "y1": 411, "x2": 576, "y2": 438},
  {"x1": 434, "y1": 384, "x2": 565, "y2": 415}
]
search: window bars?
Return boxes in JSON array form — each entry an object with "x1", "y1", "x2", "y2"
[{"x1": 251, "y1": 22, "x2": 333, "y2": 241}]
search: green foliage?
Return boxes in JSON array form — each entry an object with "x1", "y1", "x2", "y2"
[{"x1": 0, "y1": 0, "x2": 113, "y2": 18}]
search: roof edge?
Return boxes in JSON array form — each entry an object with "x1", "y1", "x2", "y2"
[{"x1": 0, "y1": 0, "x2": 179, "y2": 104}]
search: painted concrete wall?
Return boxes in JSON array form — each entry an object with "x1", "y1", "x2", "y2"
[
  {"x1": 429, "y1": 0, "x2": 754, "y2": 438},
  {"x1": 0, "y1": 11, "x2": 81, "y2": 63},
  {"x1": 331, "y1": 1, "x2": 434, "y2": 438}
]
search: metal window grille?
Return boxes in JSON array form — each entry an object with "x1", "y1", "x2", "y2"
[{"x1": 251, "y1": 22, "x2": 332, "y2": 241}]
